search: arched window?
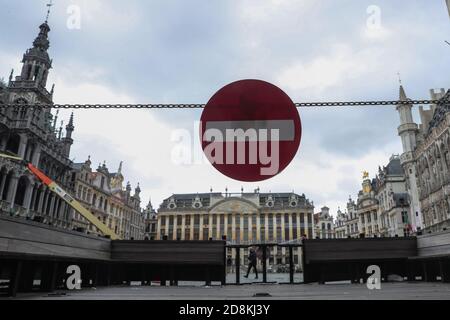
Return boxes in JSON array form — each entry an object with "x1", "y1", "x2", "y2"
[{"x1": 5, "y1": 134, "x2": 20, "y2": 155}]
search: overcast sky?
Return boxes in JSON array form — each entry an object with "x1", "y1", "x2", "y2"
[{"x1": 0, "y1": 0, "x2": 449, "y2": 216}]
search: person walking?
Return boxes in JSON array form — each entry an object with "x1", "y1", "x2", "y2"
[{"x1": 244, "y1": 247, "x2": 258, "y2": 279}]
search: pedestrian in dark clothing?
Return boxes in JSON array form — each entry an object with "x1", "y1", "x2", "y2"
[{"x1": 244, "y1": 248, "x2": 258, "y2": 279}]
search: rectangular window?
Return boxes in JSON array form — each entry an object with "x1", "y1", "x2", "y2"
[
  {"x1": 276, "y1": 214, "x2": 282, "y2": 242},
  {"x1": 401, "y1": 211, "x2": 408, "y2": 224}
]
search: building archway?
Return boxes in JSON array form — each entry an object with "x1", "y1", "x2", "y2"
[{"x1": 14, "y1": 176, "x2": 29, "y2": 206}]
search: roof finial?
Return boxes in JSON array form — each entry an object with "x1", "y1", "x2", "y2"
[
  {"x1": 397, "y1": 72, "x2": 402, "y2": 85},
  {"x1": 45, "y1": 0, "x2": 54, "y2": 23}
]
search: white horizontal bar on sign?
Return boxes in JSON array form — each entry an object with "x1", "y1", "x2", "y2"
[{"x1": 204, "y1": 120, "x2": 295, "y2": 142}]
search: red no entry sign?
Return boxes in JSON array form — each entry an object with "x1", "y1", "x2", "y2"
[{"x1": 200, "y1": 79, "x2": 302, "y2": 182}]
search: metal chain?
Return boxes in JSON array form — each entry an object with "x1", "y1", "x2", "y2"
[{"x1": 0, "y1": 100, "x2": 446, "y2": 109}]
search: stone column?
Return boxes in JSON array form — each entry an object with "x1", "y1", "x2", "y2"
[
  {"x1": 199, "y1": 215, "x2": 204, "y2": 240},
  {"x1": 273, "y1": 214, "x2": 277, "y2": 241},
  {"x1": 38, "y1": 187, "x2": 45, "y2": 214},
  {"x1": 6, "y1": 175, "x2": 18, "y2": 209},
  {"x1": 24, "y1": 182, "x2": 34, "y2": 215},
  {"x1": 305, "y1": 212, "x2": 310, "y2": 238},
  {"x1": 48, "y1": 195, "x2": 56, "y2": 219},
  {"x1": 208, "y1": 213, "x2": 213, "y2": 239},
  {"x1": 18, "y1": 135, "x2": 28, "y2": 159},
  {"x1": 189, "y1": 214, "x2": 194, "y2": 240},
  {"x1": 156, "y1": 215, "x2": 162, "y2": 240},
  {"x1": 0, "y1": 172, "x2": 7, "y2": 199},
  {"x1": 216, "y1": 215, "x2": 221, "y2": 240},
  {"x1": 29, "y1": 185, "x2": 37, "y2": 213},
  {"x1": 181, "y1": 215, "x2": 186, "y2": 240},
  {"x1": 224, "y1": 214, "x2": 228, "y2": 239},
  {"x1": 173, "y1": 215, "x2": 178, "y2": 240},
  {"x1": 297, "y1": 213, "x2": 301, "y2": 239}
]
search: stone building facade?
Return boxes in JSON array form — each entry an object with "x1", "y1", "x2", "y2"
[
  {"x1": 143, "y1": 200, "x2": 158, "y2": 240},
  {"x1": 356, "y1": 178, "x2": 380, "y2": 237},
  {"x1": 70, "y1": 158, "x2": 145, "y2": 240},
  {"x1": 397, "y1": 86, "x2": 450, "y2": 233},
  {"x1": 374, "y1": 155, "x2": 411, "y2": 237},
  {"x1": 313, "y1": 206, "x2": 335, "y2": 239},
  {"x1": 334, "y1": 208, "x2": 348, "y2": 239},
  {"x1": 157, "y1": 191, "x2": 315, "y2": 268},
  {"x1": 0, "y1": 20, "x2": 75, "y2": 228},
  {"x1": 0, "y1": 18, "x2": 146, "y2": 239}
]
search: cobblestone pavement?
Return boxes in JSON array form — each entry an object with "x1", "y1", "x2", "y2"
[{"x1": 6, "y1": 282, "x2": 450, "y2": 300}]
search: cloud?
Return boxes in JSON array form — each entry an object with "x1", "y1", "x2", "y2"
[
  {"x1": 1, "y1": 0, "x2": 449, "y2": 218},
  {"x1": 277, "y1": 44, "x2": 385, "y2": 95}
]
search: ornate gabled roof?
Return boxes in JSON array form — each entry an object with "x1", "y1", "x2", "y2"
[{"x1": 428, "y1": 90, "x2": 450, "y2": 135}]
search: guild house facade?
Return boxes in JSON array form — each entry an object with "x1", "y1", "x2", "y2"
[{"x1": 157, "y1": 190, "x2": 315, "y2": 268}]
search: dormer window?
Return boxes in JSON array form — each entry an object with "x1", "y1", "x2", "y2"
[{"x1": 168, "y1": 198, "x2": 177, "y2": 210}]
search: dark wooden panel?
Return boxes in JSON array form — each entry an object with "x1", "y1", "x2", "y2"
[
  {"x1": 303, "y1": 238, "x2": 417, "y2": 263},
  {"x1": 111, "y1": 241, "x2": 226, "y2": 265},
  {"x1": 0, "y1": 216, "x2": 111, "y2": 261},
  {"x1": 417, "y1": 231, "x2": 450, "y2": 257}
]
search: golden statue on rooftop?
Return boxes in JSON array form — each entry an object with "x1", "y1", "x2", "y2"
[{"x1": 362, "y1": 171, "x2": 369, "y2": 180}]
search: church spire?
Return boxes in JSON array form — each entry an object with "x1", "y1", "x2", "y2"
[
  {"x1": 399, "y1": 85, "x2": 408, "y2": 102},
  {"x1": 15, "y1": 2, "x2": 53, "y2": 95},
  {"x1": 45, "y1": 0, "x2": 54, "y2": 24}
]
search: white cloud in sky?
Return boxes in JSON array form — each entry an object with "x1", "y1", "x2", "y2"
[{"x1": 277, "y1": 44, "x2": 386, "y2": 94}]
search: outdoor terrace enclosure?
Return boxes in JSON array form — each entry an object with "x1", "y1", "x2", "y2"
[
  {"x1": 110, "y1": 240, "x2": 226, "y2": 284},
  {"x1": 302, "y1": 237, "x2": 418, "y2": 283}
]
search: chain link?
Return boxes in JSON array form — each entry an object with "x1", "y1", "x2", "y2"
[{"x1": 0, "y1": 100, "x2": 446, "y2": 109}]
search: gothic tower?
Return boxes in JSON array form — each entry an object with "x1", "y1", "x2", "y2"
[
  {"x1": 0, "y1": 8, "x2": 76, "y2": 229},
  {"x1": 9, "y1": 20, "x2": 54, "y2": 106},
  {"x1": 396, "y1": 85, "x2": 423, "y2": 231}
]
